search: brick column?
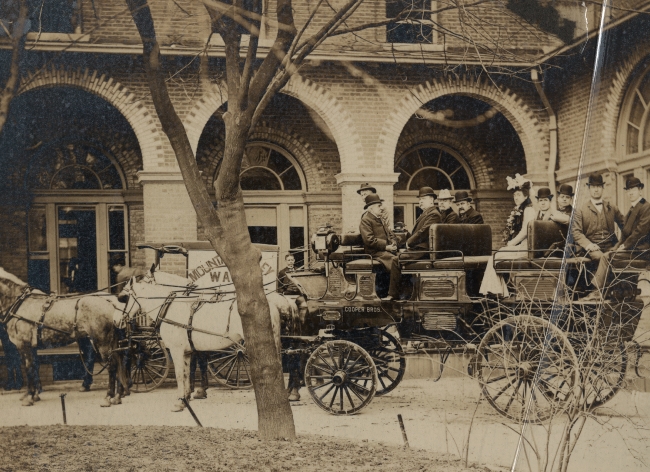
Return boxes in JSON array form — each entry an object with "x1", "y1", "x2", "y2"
[
  {"x1": 137, "y1": 171, "x2": 198, "y2": 273},
  {"x1": 336, "y1": 173, "x2": 400, "y2": 233}
]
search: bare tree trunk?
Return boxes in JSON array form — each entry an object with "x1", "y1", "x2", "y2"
[
  {"x1": 0, "y1": 0, "x2": 28, "y2": 135},
  {"x1": 125, "y1": 0, "x2": 295, "y2": 440}
]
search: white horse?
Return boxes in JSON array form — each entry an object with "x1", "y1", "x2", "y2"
[{"x1": 118, "y1": 271, "x2": 294, "y2": 412}]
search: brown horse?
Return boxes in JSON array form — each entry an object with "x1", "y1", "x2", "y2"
[{"x1": 0, "y1": 268, "x2": 123, "y2": 406}]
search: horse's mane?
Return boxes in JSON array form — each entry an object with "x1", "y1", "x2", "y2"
[{"x1": 0, "y1": 268, "x2": 27, "y2": 287}]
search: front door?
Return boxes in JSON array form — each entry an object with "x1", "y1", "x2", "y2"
[{"x1": 58, "y1": 206, "x2": 98, "y2": 294}]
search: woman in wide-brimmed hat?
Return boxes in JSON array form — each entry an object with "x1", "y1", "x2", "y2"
[{"x1": 480, "y1": 174, "x2": 536, "y2": 297}]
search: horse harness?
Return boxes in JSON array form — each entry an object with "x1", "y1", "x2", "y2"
[
  {"x1": 2, "y1": 286, "x2": 85, "y2": 347},
  {"x1": 152, "y1": 291, "x2": 240, "y2": 349}
]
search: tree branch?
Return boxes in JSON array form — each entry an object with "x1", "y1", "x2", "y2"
[{"x1": 0, "y1": 0, "x2": 28, "y2": 134}]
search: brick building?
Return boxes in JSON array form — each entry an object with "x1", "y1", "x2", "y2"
[{"x1": 0, "y1": 0, "x2": 649, "y2": 292}]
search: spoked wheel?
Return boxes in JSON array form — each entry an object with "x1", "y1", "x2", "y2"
[
  {"x1": 206, "y1": 342, "x2": 253, "y2": 389},
  {"x1": 130, "y1": 335, "x2": 171, "y2": 393},
  {"x1": 476, "y1": 315, "x2": 579, "y2": 423},
  {"x1": 363, "y1": 330, "x2": 406, "y2": 396},
  {"x1": 304, "y1": 340, "x2": 377, "y2": 415}
]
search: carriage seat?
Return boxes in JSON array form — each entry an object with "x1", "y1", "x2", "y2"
[
  {"x1": 329, "y1": 232, "x2": 365, "y2": 262},
  {"x1": 402, "y1": 224, "x2": 492, "y2": 272},
  {"x1": 495, "y1": 221, "x2": 588, "y2": 272}
]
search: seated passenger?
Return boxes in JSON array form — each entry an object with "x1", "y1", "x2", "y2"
[
  {"x1": 384, "y1": 187, "x2": 442, "y2": 301},
  {"x1": 277, "y1": 253, "x2": 301, "y2": 295},
  {"x1": 583, "y1": 177, "x2": 650, "y2": 300},
  {"x1": 455, "y1": 191, "x2": 484, "y2": 224},
  {"x1": 358, "y1": 182, "x2": 396, "y2": 244},
  {"x1": 540, "y1": 184, "x2": 574, "y2": 257},
  {"x1": 359, "y1": 194, "x2": 397, "y2": 271},
  {"x1": 480, "y1": 175, "x2": 536, "y2": 297},
  {"x1": 437, "y1": 189, "x2": 459, "y2": 224},
  {"x1": 535, "y1": 187, "x2": 554, "y2": 221}
]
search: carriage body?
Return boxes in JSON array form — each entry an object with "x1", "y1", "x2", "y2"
[{"x1": 287, "y1": 221, "x2": 650, "y2": 419}]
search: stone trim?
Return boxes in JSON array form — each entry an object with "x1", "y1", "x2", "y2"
[{"x1": 375, "y1": 75, "x2": 548, "y2": 176}]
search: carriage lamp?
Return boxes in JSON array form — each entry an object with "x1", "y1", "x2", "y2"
[{"x1": 311, "y1": 224, "x2": 340, "y2": 259}]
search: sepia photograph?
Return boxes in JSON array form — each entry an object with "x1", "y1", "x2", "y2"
[{"x1": 1, "y1": 0, "x2": 650, "y2": 470}]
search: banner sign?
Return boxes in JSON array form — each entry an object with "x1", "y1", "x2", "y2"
[{"x1": 186, "y1": 249, "x2": 278, "y2": 292}]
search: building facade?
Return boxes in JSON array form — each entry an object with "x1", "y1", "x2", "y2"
[{"x1": 0, "y1": 0, "x2": 649, "y2": 293}]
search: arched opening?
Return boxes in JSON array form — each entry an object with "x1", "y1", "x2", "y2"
[
  {"x1": 196, "y1": 93, "x2": 340, "y2": 269},
  {"x1": 0, "y1": 88, "x2": 141, "y2": 293},
  {"x1": 394, "y1": 94, "x2": 525, "y2": 236},
  {"x1": 616, "y1": 60, "x2": 650, "y2": 211}
]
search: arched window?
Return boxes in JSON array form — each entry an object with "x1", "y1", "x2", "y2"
[
  {"x1": 394, "y1": 144, "x2": 473, "y2": 190},
  {"x1": 236, "y1": 144, "x2": 304, "y2": 191},
  {"x1": 623, "y1": 65, "x2": 650, "y2": 156},
  {"x1": 27, "y1": 141, "x2": 124, "y2": 190}
]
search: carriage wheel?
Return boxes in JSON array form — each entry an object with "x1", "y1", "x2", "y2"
[
  {"x1": 364, "y1": 330, "x2": 406, "y2": 396},
  {"x1": 304, "y1": 340, "x2": 377, "y2": 415},
  {"x1": 476, "y1": 315, "x2": 579, "y2": 423},
  {"x1": 130, "y1": 336, "x2": 171, "y2": 393},
  {"x1": 206, "y1": 342, "x2": 253, "y2": 390}
]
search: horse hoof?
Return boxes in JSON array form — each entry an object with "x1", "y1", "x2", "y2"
[
  {"x1": 192, "y1": 388, "x2": 207, "y2": 400},
  {"x1": 171, "y1": 402, "x2": 185, "y2": 412},
  {"x1": 33, "y1": 393, "x2": 41, "y2": 402},
  {"x1": 79, "y1": 385, "x2": 90, "y2": 392},
  {"x1": 110, "y1": 395, "x2": 122, "y2": 405},
  {"x1": 100, "y1": 396, "x2": 112, "y2": 407},
  {"x1": 21, "y1": 397, "x2": 34, "y2": 407},
  {"x1": 288, "y1": 389, "x2": 301, "y2": 402}
]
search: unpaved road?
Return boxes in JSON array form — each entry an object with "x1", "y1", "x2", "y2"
[{"x1": 1, "y1": 377, "x2": 650, "y2": 471}]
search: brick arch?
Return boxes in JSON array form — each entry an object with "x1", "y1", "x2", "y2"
[
  {"x1": 197, "y1": 121, "x2": 337, "y2": 192},
  {"x1": 184, "y1": 76, "x2": 363, "y2": 172},
  {"x1": 602, "y1": 45, "x2": 650, "y2": 161},
  {"x1": 376, "y1": 76, "x2": 547, "y2": 176},
  {"x1": 395, "y1": 126, "x2": 494, "y2": 190},
  {"x1": 18, "y1": 66, "x2": 164, "y2": 168}
]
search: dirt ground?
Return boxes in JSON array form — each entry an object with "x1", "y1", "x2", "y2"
[{"x1": 0, "y1": 425, "x2": 492, "y2": 472}]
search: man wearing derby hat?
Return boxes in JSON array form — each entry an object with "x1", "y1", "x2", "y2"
[
  {"x1": 572, "y1": 173, "x2": 624, "y2": 262},
  {"x1": 437, "y1": 189, "x2": 460, "y2": 224},
  {"x1": 535, "y1": 187, "x2": 554, "y2": 221},
  {"x1": 553, "y1": 184, "x2": 574, "y2": 223},
  {"x1": 359, "y1": 194, "x2": 397, "y2": 272},
  {"x1": 584, "y1": 176, "x2": 650, "y2": 299},
  {"x1": 455, "y1": 191, "x2": 484, "y2": 224},
  {"x1": 357, "y1": 182, "x2": 396, "y2": 244},
  {"x1": 384, "y1": 187, "x2": 442, "y2": 301}
]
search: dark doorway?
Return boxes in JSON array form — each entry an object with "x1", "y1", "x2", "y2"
[{"x1": 58, "y1": 207, "x2": 97, "y2": 293}]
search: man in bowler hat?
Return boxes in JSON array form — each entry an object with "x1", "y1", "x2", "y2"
[
  {"x1": 384, "y1": 187, "x2": 442, "y2": 301},
  {"x1": 437, "y1": 189, "x2": 459, "y2": 224},
  {"x1": 357, "y1": 182, "x2": 396, "y2": 243},
  {"x1": 584, "y1": 176, "x2": 650, "y2": 298},
  {"x1": 455, "y1": 191, "x2": 484, "y2": 224},
  {"x1": 359, "y1": 194, "x2": 397, "y2": 272},
  {"x1": 571, "y1": 173, "x2": 624, "y2": 262}
]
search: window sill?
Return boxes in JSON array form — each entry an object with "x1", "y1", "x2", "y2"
[
  {"x1": 26, "y1": 32, "x2": 90, "y2": 43},
  {"x1": 383, "y1": 42, "x2": 444, "y2": 52}
]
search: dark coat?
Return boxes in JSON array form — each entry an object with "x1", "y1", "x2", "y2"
[
  {"x1": 440, "y1": 208, "x2": 459, "y2": 224},
  {"x1": 406, "y1": 206, "x2": 442, "y2": 250},
  {"x1": 617, "y1": 199, "x2": 650, "y2": 250},
  {"x1": 277, "y1": 267, "x2": 300, "y2": 294},
  {"x1": 359, "y1": 211, "x2": 395, "y2": 271},
  {"x1": 459, "y1": 207, "x2": 484, "y2": 224},
  {"x1": 572, "y1": 200, "x2": 624, "y2": 251}
]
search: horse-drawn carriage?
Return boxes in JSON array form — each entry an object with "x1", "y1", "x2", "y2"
[{"x1": 281, "y1": 221, "x2": 650, "y2": 421}]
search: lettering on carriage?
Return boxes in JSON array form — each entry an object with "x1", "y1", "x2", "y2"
[
  {"x1": 188, "y1": 255, "x2": 226, "y2": 282},
  {"x1": 343, "y1": 306, "x2": 381, "y2": 313}
]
